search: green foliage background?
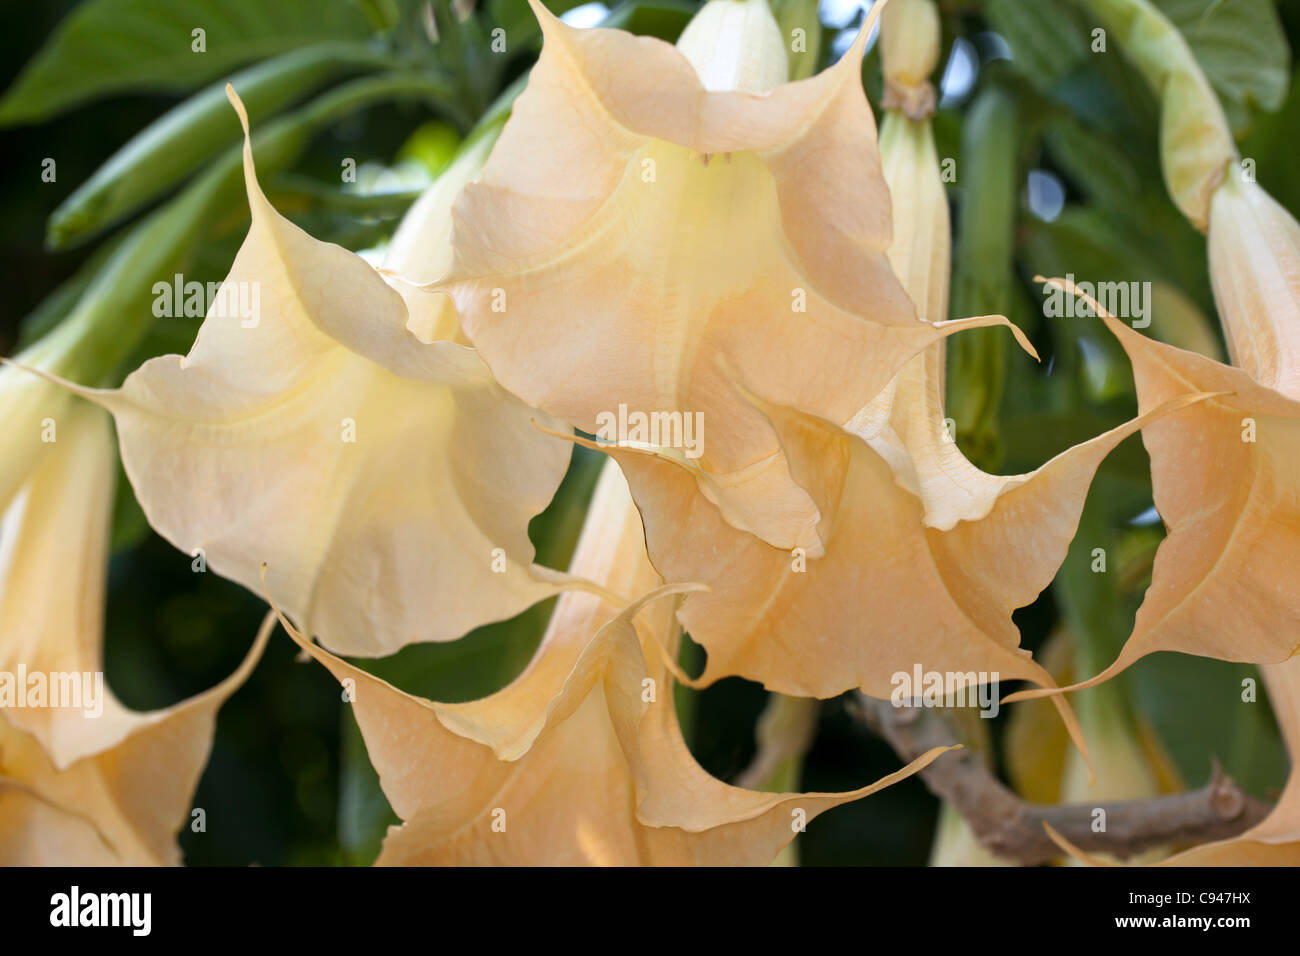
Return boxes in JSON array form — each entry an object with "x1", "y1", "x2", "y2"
[{"x1": 1, "y1": 0, "x2": 1297, "y2": 865}]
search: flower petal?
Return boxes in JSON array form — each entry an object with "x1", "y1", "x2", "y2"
[
  {"x1": 280, "y1": 460, "x2": 947, "y2": 864},
  {"x1": 1007, "y1": 279, "x2": 1300, "y2": 702},
  {"x1": 52, "y1": 90, "x2": 575, "y2": 657},
  {"x1": 441, "y1": 5, "x2": 1029, "y2": 548},
  {"x1": 0, "y1": 612, "x2": 271, "y2": 865}
]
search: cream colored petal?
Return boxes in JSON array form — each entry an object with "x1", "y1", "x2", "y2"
[
  {"x1": 273, "y1": 462, "x2": 661, "y2": 831},
  {"x1": 0, "y1": 404, "x2": 143, "y2": 768},
  {"x1": 0, "y1": 782, "x2": 119, "y2": 866},
  {"x1": 382, "y1": 129, "x2": 498, "y2": 347},
  {"x1": 0, "y1": 343, "x2": 77, "y2": 511},
  {"x1": 295, "y1": 586, "x2": 949, "y2": 866},
  {"x1": 49, "y1": 90, "x2": 573, "y2": 658},
  {"x1": 675, "y1": 0, "x2": 787, "y2": 95},
  {"x1": 613, "y1": 625, "x2": 954, "y2": 858},
  {"x1": 585, "y1": 384, "x2": 1185, "y2": 719},
  {"x1": 441, "y1": 3, "x2": 1028, "y2": 549},
  {"x1": 585, "y1": 430, "x2": 1071, "y2": 726},
  {"x1": 277, "y1": 560, "x2": 668, "y2": 864},
  {"x1": 918, "y1": 398, "x2": 1205, "y2": 643},
  {"x1": 0, "y1": 612, "x2": 270, "y2": 865},
  {"x1": 1208, "y1": 175, "x2": 1300, "y2": 402},
  {"x1": 100, "y1": 355, "x2": 568, "y2": 657}
]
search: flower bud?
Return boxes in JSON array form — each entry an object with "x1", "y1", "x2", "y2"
[
  {"x1": 676, "y1": 0, "x2": 789, "y2": 93},
  {"x1": 881, "y1": 0, "x2": 940, "y2": 119},
  {"x1": 1207, "y1": 171, "x2": 1300, "y2": 400},
  {"x1": 1084, "y1": 0, "x2": 1236, "y2": 231}
]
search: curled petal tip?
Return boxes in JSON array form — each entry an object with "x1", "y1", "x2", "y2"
[
  {"x1": 530, "y1": 417, "x2": 574, "y2": 441},
  {"x1": 226, "y1": 84, "x2": 250, "y2": 135},
  {"x1": 528, "y1": 0, "x2": 563, "y2": 33},
  {"x1": 1008, "y1": 322, "x2": 1041, "y2": 362},
  {"x1": 853, "y1": 0, "x2": 890, "y2": 59}
]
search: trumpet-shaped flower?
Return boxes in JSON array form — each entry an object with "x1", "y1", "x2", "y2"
[
  {"x1": 1012, "y1": 0, "x2": 1300, "y2": 699},
  {"x1": 436, "y1": 0, "x2": 1028, "y2": 553},
  {"x1": 50, "y1": 89, "x2": 581, "y2": 657},
  {"x1": 0, "y1": 404, "x2": 269, "y2": 864},
  {"x1": 1004, "y1": 275, "x2": 1300, "y2": 701},
  {"x1": 275, "y1": 460, "x2": 951, "y2": 865},
  {"x1": 562, "y1": 25, "x2": 1200, "y2": 733}
]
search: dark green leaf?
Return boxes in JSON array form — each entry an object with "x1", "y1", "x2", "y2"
[{"x1": 0, "y1": 0, "x2": 373, "y2": 125}]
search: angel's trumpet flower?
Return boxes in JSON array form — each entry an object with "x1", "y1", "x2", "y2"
[
  {"x1": 1007, "y1": 0, "x2": 1300, "y2": 701},
  {"x1": 569, "y1": 2, "x2": 1199, "y2": 754},
  {"x1": 1208, "y1": 174, "x2": 1300, "y2": 401},
  {"x1": 1004, "y1": 277, "x2": 1299, "y2": 701},
  {"x1": 436, "y1": 0, "x2": 1029, "y2": 552},
  {"x1": 275, "y1": 459, "x2": 951, "y2": 865},
  {"x1": 37, "y1": 88, "x2": 585, "y2": 658},
  {"x1": 0, "y1": 404, "x2": 268, "y2": 864}
]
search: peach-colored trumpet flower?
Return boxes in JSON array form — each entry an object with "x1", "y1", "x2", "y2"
[
  {"x1": 273, "y1": 460, "x2": 951, "y2": 865},
  {"x1": 436, "y1": 0, "x2": 1029, "y2": 553},
  {"x1": 0, "y1": 404, "x2": 268, "y2": 864},
  {"x1": 545, "y1": 0, "x2": 1202, "y2": 754},
  {"x1": 1011, "y1": 0, "x2": 1300, "y2": 699},
  {"x1": 34, "y1": 88, "x2": 587, "y2": 658},
  {"x1": 1004, "y1": 275, "x2": 1300, "y2": 702}
]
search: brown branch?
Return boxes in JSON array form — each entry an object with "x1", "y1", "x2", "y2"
[{"x1": 852, "y1": 692, "x2": 1274, "y2": 865}]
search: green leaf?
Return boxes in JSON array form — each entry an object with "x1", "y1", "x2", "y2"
[
  {"x1": 948, "y1": 85, "x2": 1022, "y2": 472},
  {"x1": 603, "y1": 0, "x2": 699, "y2": 42},
  {"x1": 1044, "y1": 115, "x2": 1143, "y2": 216},
  {"x1": 1155, "y1": 0, "x2": 1291, "y2": 128},
  {"x1": 1131, "y1": 654, "x2": 1287, "y2": 795},
  {"x1": 770, "y1": 0, "x2": 822, "y2": 80},
  {"x1": 46, "y1": 42, "x2": 395, "y2": 249},
  {"x1": 0, "y1": 0, "x2": 373, "y2": 126},
  {"x1": 985, "y1": 0, "x2": 1091, "y2": 94}
]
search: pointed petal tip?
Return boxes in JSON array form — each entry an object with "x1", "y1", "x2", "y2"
[
  {"x1": 226, "y1": 84, "x2": 250, "y2": 137},
  {"x1": 259, "y1": 561, "x2": 307, "y2": 653},
  {"x1": 530, "y1": 418, "x2": 577, "y2": 444},
  {"x1": 850, "y1": 0, "x2": 889, "y2": 61},
  {"x1": 934, "y1": 314, "x2": 1039, "y2": 360},
  {"x1": 528, "y1": 0, "x2": 563, "y2": 35},
  {"x1": 1001, "y1": 654, "x2": 1131, "y2": 706},
  {"x1": 0, "y1": 356, "x2": 118, "y2": 409},
  {"x1": 1042, "y1": 821, "x2": 1115, "y2": 866},
  {"x1": 1010, "y1": 322, "x2": 1041, "y2": 362}
]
